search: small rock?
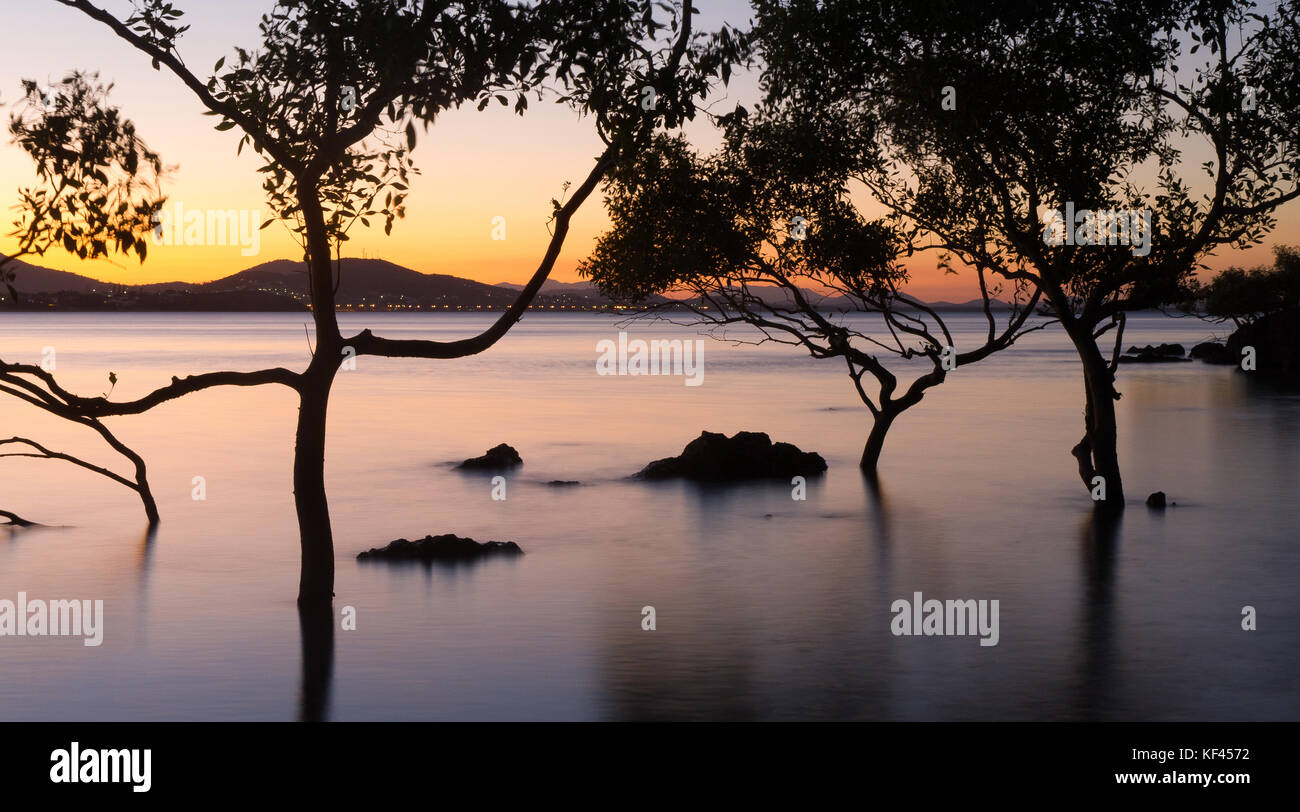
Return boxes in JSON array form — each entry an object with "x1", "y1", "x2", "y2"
[
  {"x1": 1146, "y1": 491, "x2": 1167, "y2": 509},
  {"x1": 457, "y1": 443, "x2": 522, "y2": 470},
  {"x1": 357, "y1": 533, "x2": 523, "y2": 562}
]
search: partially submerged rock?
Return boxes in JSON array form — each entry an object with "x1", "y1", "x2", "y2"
[
  {"x1": 546, "y1": 480, "x2": 581, "y2": 487},
  {"x1": 357, "y1": 533, "x2": 523, "y2": 562},
  {"x1": 1146, "y1": 491, "x2": 1167, "y2": 509},
  {"x1": 457, "y1": 443, "x2": 522, "y2": 470},
  {"x1": 1225, "y1": 310, "x2": 1300, "y2": 382},
  {"x1": 1119, "y1": 343, "x2": 1190, "y2": 363},
  {"x1": 1190, "y1": 341, "x2": 1233, "y2": 364},
  {"x1": 636, "y1": 431, "x2": 827, "y2": 482},
  {"x1": 1126, "y1": 343, "x2": 1186, "y2": 357}
]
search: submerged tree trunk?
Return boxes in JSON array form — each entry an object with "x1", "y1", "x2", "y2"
[
  {"x1": 118, "y1": 440, "x2": 160, "y2": 525},
  {"x1": 294, "y1": 368, "x2": 336, "y2": 605},
  {"x1": 1067, "y1": 326, "x2": 1125, "y2": 509},
  {"x1": 860, "y1": 408, "x2": 899, "y2": 475},
  {"x1": 136, "y1": 470, "x2": 160, "y2": 526}
]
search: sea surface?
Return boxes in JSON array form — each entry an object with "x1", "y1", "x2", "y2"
[{"x1": 0, "y1": 311, "x2": 1296, "y2": 720}]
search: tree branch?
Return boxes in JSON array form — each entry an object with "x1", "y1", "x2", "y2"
[
  {"x1": 55, "y1": 0, "x2": 304, "y2": 174},
  {"x1": 0, "y1": 509, "x2": 39, "y2": 527},
  {"x1": 0, "y1": 362, "x2": 300, "y2": 418}
]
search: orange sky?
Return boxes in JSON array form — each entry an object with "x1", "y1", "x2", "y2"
[{"x1": 1, "y1": 0, "x2": 1296, "y2": 304}]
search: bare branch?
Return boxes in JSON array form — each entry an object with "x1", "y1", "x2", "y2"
[{"x1": 0, "y1": 362, "x2": 300, "y2": 418}]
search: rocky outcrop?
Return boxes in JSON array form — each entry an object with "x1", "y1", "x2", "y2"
[
  {"x1": 1119, "y1": 343, "x2": 1189, "y2": 363},
  {"x1": 1126, "y1": 343, "x2": 1186, "y2": 356},
  {"x1": 635, "y1": 431, "x2": 827, "y2": 481},
  {"x1": 1225, "y1": 310, "x2": 1300, "y2": 382},
  {"x1": 457, "y1": 443, "x2": 522, "y2": 470},
  {"x1": 1190, "y1": 341, "x2": 1234, "y2": 364},
  {"x1": 357, "y1": 534, "x2": 523, "y2": 562}
]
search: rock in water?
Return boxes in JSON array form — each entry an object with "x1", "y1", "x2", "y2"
[
  {"x1": 1190, "y1": 341, "x2": 1233, "y2": 364},
  {"x1": 457, "y1": 443, "x2": 522, "y2": 470},
  {"x1": 1126, "y1": 344, "x2": 1184, "y2": 356},
  {"x1": 1146, "y1": 491, "x2": 1167, "y2": 509},
  {"x1": 1119, "y1": 343, "x2": 1191, "y2": 364},
  {"x1": 357, "y1": 534, "x2": 523, "y2": 562},
  {"x1": 1225, "y1": 310, "x2": 1300, "y2": 382},
  {"x1": 635, "y1": 430, "x2": 827, "y2": 481}
]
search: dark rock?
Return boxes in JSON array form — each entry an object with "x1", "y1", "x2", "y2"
[
  {"x1": 546, "y1": 480, "x2": 581, "y2": 486},
  {"x1": 635, "y1": 431, "x2": 827, "y2": 482},
  {"x1": 1225, "y1": 310, "x2": 1300, "y2": 382},
  {"x1": 1146, "y1": 491, "x2": 1167, "y2": 509},
  {"x1": 457, "y1": 443, "x2": 522, "y2": 470},
  {"x1": 1127, "y1": 343, "x2": 1185, "y2": 356},
  {"x1": 1190, "y1": 341, "x2": 1233, "y2": 363},
  {"x1": 1119, "y1": 343, "x2": 1190, "y2": 364},
  {"x1": 1119, "y1": 353, "x2": 1191, "y2": 363},
  {"x1": 357, "y1": 533, "x2": 523, "y2": 562}
]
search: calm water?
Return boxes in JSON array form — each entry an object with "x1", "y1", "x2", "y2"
[{"x1": 0, "y1": 312, "x2": 1296, "y2": 720}]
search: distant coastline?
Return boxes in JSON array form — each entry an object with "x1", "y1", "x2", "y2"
[{"x1": 1, "y1": 256, "x2": 1019, "y2": 314}]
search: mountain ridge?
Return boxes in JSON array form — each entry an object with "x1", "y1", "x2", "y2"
[{"x1": 1, "y1": 257, "x2": 1013, "y2": 312}]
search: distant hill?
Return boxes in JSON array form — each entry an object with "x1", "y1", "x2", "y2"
[
  {"x1": 189, "y1": 258, "x2": 520, "y2": 306},
  {"x1": 0, "y1": 257, "x2": 1015, "y2": 312},
  {"x1": 0, "y1": 258, "x2": 118, "y2": 294},
  {"x1": 2, "y1": 258, "x2": 600, "y2": 311},
  {"x1": 495, "y1": 279, "x2": 600, "y2": 295}
]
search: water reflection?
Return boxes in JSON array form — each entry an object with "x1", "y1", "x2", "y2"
[
  {"x1": 297, "y1": 602, "x2": 335, "y2": 723},
  {"x1": 1075, "y1": 508, "x2": 1122, "y2": 720},
  {"x1": 137, "y1": 523, "x2": 159, "y2": 574},
  {"x1": 2, "y1": 314, "x2": 1297, "y2": 721}
]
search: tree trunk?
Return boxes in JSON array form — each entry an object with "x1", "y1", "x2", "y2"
[
  {"x1": 860, "y1": 408, "x2": 898, "y2": 475},
  {"x1": 133, "y1": 462, "x2": 160, "y2": 526},
  {"x1": 1067, "y1": 327, "x2": 1125, "y2": 509},
  {"x1": 295, "y1": 182, "x2": 341, "y2": 606},
  {"x1": 294, "y1": 373, "x2": 335, "y2": 605}
]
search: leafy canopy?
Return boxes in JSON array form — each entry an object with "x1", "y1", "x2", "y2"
[{"x1": 4, "y1": 72, "x2": 166, "y2": 303}]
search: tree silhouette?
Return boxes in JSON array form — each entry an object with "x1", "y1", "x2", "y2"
[
  {"x1": 751, "y1": 0, "x2": 1300, "y2": 507},
  {"x1": 1183, "y1": 245, "x2": 1300, "y2": 326},
  {"x1": 1, "y1": 0, "x2": 744, "y2": 603},
  {"x1": 580, "y1": 108, "x2": 1047, "y2": 474},
  {"x1": 0, "y1": 72, "x2": 164, "y2": 525}
]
